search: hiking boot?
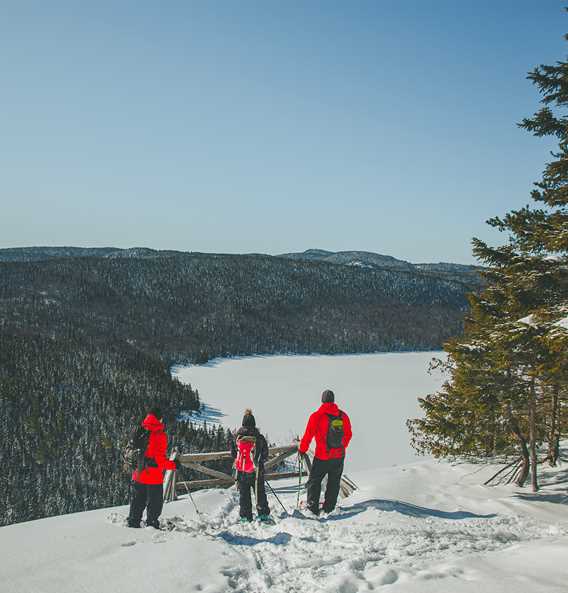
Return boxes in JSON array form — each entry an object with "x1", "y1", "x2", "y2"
[
  {"x1": 257, "y1": 514, "x2": 273, "y2": 523},
  {"x1": 239, "y1": 517, "x2": 252, "y2": 524},
  {"x1": 302, "y1": 507, "x2": 320, "y2": 519}
]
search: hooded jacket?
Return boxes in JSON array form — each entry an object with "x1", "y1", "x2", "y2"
[
  {"x1": 132, "y1": 413, "x2": 177, "y2": 485},
  {"x1": 299, "y1": 402, "x2": 352, "y2": 461}
]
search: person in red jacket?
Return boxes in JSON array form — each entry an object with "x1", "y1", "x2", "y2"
[
  {"x1": 127, "y1": 406, "x2": 178, "y2": 529},
  {"x1": 298, "y1": 389, "x2": 352, "y2": 515}
]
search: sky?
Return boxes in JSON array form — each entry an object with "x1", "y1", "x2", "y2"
[{"x1": 0, "y1": 1, "x2": 566, "y2": 264}]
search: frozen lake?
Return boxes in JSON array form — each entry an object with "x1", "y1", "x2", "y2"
[{"x1": 173, "y1": 351, "x2": 445, "y2": 471}]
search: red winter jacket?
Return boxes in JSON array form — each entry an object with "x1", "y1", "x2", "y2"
[
  {"x1": 299, "y1": 402, "x2": 352, "y2": 461},
  {"x1": 132, "y1": 414, "x2": 177, "y2": 485}
]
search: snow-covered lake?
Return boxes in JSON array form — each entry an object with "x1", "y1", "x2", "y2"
[{"x1": 172, "y1": 352, "x2": 445, "y2": 471}]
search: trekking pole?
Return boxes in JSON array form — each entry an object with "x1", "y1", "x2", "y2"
[
  {"x1": 264, "y1": 479, "x2": 288, "y2": 516},
  {"x1": 296, "y1": 453, "x2": 303, "y2": 509},
  {"x1": 183, "y1": 480, "x2": 200, "y2": 516},
  {"x1": 178, "y1": 449, "x2": 200, "y2": 515}
]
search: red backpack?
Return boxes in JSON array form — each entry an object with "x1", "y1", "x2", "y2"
[{"x1": 235, "y1": 436, "x2": 256, "y2": 473}]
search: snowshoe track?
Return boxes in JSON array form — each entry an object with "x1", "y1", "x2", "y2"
[{"x1": 109, "y1": 490, "x2": 566, "y2": 593}]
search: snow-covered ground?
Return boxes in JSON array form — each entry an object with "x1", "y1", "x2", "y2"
[
  {"x1": 2, "y1": 457, "x2": 567, "y2": 593},
  {"x1": 2, "y1": 353, "x2": 567, "y2": 593},
  {"x1": 173, "y1": 352, "x2": 446, "y2": 470}
]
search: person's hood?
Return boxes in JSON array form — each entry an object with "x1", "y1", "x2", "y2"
[
  {"x1": 142, "y1": 413, "x2": 165, "y2": 432},
  {"x1": 318, "y1": 402, "x2": 340, "y2": 416}
]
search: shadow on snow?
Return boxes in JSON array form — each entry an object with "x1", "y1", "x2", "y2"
[
  {"x1": 327, "y1": 499, "x2": 497, "y2": 521},
  {"x1": 178, "y1": 404, "x2": 225, "y2": 424},
  {"x1": 218, "y1": 530, "x2": 292, "y2": 547},
  {"x1": 514, "y1": 464, "x2": 568, "y2": 505},
  {"x1": 514, "y1": 491, "x2": 568, "y2": 505}
]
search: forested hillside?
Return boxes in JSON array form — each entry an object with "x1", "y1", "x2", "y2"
[
  {"x1": 0, "y1": 246, "x2": 185, "y2": 261},
  {"x1": 1, "y1": 253, "x2": 473, "y2": 359},
  {"x1": 1, "y1": 252, "x2": 476, "y2": 526},
  {"x1": 0, "y1": 333, "x2": 230, "y2": 526},
  {"x1": 279, "y1": 249, "x2": 484, "y2": 286}
]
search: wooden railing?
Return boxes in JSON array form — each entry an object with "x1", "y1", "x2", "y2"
[{"x1": 163, "y1": 444, "x2": 357, "y2": 502}]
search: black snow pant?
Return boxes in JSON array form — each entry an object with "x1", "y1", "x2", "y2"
[
  {"x1": 237, "y1": 470, "x2": 270, "y2": 520},
  {"x1": 306, "y1": 457, "x2": 344, "y2": 515},
  {"x1": 128, "y1": 481, "x2": 164, "y2": 528}
]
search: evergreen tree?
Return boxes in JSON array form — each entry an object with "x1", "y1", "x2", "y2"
[{"x1": 408, "y1": 16, "x2": 568, "y2": 492}]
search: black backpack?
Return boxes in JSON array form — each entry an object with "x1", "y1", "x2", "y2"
[
  {"x1": 326, "y1": 412, "x2": 345, "y2": 450},
  {"x1": 123, "y1": 424, "x2": 151, "y2": 473}
]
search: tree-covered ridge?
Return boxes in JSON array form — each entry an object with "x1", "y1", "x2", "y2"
[
  {"x1": 0, "y1": 246, "x2": 187, "y2": 261},
  {"x1": 407, "y1": 27, "x2": 568, "y2": 491},
  {"x1": 0, "y1": 253, "x2": 473, "y2": 360},
  {"x1": 279, "y1": 249, "x2": 485, "y2": 286}
]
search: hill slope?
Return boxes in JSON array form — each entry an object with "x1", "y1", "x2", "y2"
[
  {"x1": 0, "y1": 252, "x2": 473, "y2": 360},
  {"x1": 2, "y1": 455, "x2": 566, "y2": 593},
  {"x1": 279, "y1": 249, "x2": 484, "y2": 286}
]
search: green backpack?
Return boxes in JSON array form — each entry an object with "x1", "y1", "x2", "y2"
[{"x1": 326, "y1": 412, "x2": 344, "y2": 450}]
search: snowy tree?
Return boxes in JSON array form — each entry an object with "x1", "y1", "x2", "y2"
[{"x1": 408, "y1": 20, "x2": 568, "y2": 492}]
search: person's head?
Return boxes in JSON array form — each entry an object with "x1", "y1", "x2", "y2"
[
  {"x1": 321, "y1": 389, "x2": 335, "y2": 404},
  {"x1": 242, "y1": 408, "x2": 256, "y2": 429},
  {"x1": 148, "y1": 405, "x2": 163, "y2": 421}
]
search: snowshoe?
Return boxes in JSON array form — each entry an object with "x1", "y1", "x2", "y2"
[
  {"x1": 295, "y1": 506, "x2": 320, "y2": 520},
  {"x1": 257, "y1": 514, "x2": 275, "y2": 524},
  {"x1": 239, "y1": 517, "x2": 252, "y2": 524},
  {"x1": 298, "y1": 499, "x2": 323, "y2": 513}
]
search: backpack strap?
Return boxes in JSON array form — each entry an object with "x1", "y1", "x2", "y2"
[{"x1": 238, "y1": 435, "x2": 257, "y2": 443}]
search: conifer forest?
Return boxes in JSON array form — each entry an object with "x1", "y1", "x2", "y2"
[{"x1": 0, "y1": 252, "x2": 476, "y2": 525}]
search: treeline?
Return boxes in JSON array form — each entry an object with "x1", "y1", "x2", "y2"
[{"x1": 407, "y1": 40, "x2": 568, "y2": 491}]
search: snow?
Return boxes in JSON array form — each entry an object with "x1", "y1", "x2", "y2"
[
  {"x1": 2, "y1": 353, "x2": 568, "y2": 593},
  {"x1": 2, "y1": 457, "x2": 567, "y2": 593},
  {"x1": 517, "y1": 314, "x2": 537, "y2": 327},
  {"x1": 516, "y1": 314, "x2": 568, "y2": 333},
  {"x1": 554, "y1": 315, "x2": 568, "y2": 330},
  {"x1": 173, "y1": 352, "x2": 446, "y2": 471},
  {"x1": 347, "y1": 261, "x2": 373, "y2": 269}
]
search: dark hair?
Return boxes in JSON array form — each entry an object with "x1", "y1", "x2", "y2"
[{"x1": 321, "y1": 389, "x2": 335, "y2": 403}]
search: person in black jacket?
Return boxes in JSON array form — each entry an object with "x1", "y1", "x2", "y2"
[{"x1": 230, "y1": 409, "x2": 271, "y2": 522}]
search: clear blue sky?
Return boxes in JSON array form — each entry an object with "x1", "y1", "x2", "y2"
[{"x1": 1, "y1": 1, "x2": 565, "y2": 263}]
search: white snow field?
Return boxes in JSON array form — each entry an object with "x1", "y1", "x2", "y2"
[
  {"x1": 2, "y1": 353, "x2": 568, "y2": 593},
  {"x1": 172, "y1": 352, "x2": 447, "y2": 471}
]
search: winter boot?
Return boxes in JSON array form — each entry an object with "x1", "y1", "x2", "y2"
[{"x1": 257, "y1": 514, "x2": 273, "y2": 524}]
